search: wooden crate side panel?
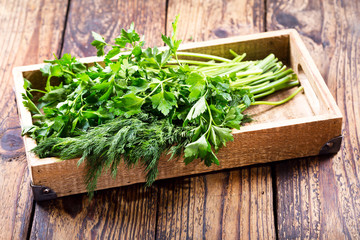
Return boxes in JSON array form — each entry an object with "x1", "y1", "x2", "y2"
[
  {"x1": 31, "y1": 115, "x2": 341, "y2": 197},
  {"x1": 178, "y1": 34, "x2": 290, "y2": 64},
  {"x1": 289, "y1": 30, "x2": 343, "y2": 117}
]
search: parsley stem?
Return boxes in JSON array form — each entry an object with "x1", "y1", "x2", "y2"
[
  {"x1": 145, "y1": 83, "x2": 161, "y2": 99},
  {"x1": 205, "y1": 100, "x2": 213, "y2": 124},
  {"x1": 256, "y1": 54, "x2": 275, "y2": 69},
  {"x1": 198, "y1": 62, "x2": 251, "y2": 73},
  {"x1": 231, "y1": 53, "x2": 246, "y2": 62},
  {"x1": 241, "y1": 81, "x2": 270, "y2": 90},
  {"x1": 168, "y1": 59, "x2": 218, "y2": 66},
  {"x1": 251, "y1": 86, "x2": 304, "y2": 106},
  {"x1": 247, "y1": 69, "x2": 294, "y2": 86},
  {"x1": 174, "y1": 53, "x2": 182, "y2": 67},
  {"x1": 176, "y1": 52, "x2": 231, "y2": 62},
  {"x1": 238, "y1": 86, "x2": 304, "y2": 110},
  {"x1": 229, "y1": 49, "x2": 239, "y2": 57},
  {"x1": 229, "y1": 71, "x2": 272, "y2": 88},
  {"x1": 45, "y1": 75, "x2": 51, "y2": 92},
  {"x1": 144, "y1": 77, "x2": 174, "y2": 99},
  {"x1": 217, "y1": 64, "x2": 254, "y2": 77},
  {"x1": 253, "y1": 88, "x2": 275, "y2": 99},
  {"x1": 29, "y1": 89, "x2": 47, "y2": 94},
  {"x1": 250, "y1": 75, "x2": 293, "y2": 95},
  {"x1": 235, "y1": 68, "x2": 263, "y2": 78},
  {"x1": 63, "y1": 69, "x2": 76, "y2": 77}
]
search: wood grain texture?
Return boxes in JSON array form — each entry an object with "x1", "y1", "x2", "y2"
[
  {"x1": 166, "y1": 0, "x2": 264, "y2": 42},
  {"x1": 30, "y1": 185, "x2": 158, "y2": 240},
  {"x1": 156, "y1": 0, "x2": 276, "y2": 239},
  {"x1": 0, "y1": 0, "x2": 68, "y2": 239},
  {"x1": 29, "y1": 0, "x2": 166, "y2": 239},
  {"x1": 267, "y1": 0, "x2": 360, "y2": 238},
  {"x1": 62, "y1": 0, "x2": 166, "y2": 57},
  {"x1": 156, "y1": 167, "x2": 274, "y2": 239}
]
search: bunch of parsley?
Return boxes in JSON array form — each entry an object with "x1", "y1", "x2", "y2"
[{"x1": 23, "y1": 17, "x2": 302, "y2": 196}]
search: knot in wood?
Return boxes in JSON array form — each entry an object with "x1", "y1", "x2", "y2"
[{"x1": 1, "y1": 129, "x2": 23, "y2": 151}]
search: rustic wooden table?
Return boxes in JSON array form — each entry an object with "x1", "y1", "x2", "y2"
[{"x1": 1, "y1": 0, "x2": 359, "y2": 239}]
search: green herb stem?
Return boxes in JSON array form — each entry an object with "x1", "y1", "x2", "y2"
[
  {"x1": 238, "y1": 86, "x2": 304, "y2": 110},
  {"x1": 256, "y1": 54, "x2": 275, "y2": 69},
  {"x1": 251, "y1": 86, "x2": 304, "y2": 106},
  {"x1": 253, "y1": 88, "x2": 275, "y2": 99},
  {"x1": 250, "y1": 75, "x2": 293, "y2": 95},
  {"x1": 168, "y1": 59, "x2": 219, "y2": 66},
  {"x1": 29, "y1": 89, "x2": 48, "y2": 94},
  {"x1": 177, "y1": 51, "x2": 232, "y2": 62}
]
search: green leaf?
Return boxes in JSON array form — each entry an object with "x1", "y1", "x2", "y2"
[
  {"x1": 204, "y1": 151, "x2": 219, "y2": 166},
  {"x1": 71, "y1": 117, "x2": 79, "y2": 132},
  {"x1": 51, "y1": 115, "x2": 68, "y2": 133},
  {"x1": 171, "y1": 15, "x2": 179, "y2": 41},
  {"x1": 118, "y1": 93, "x2": 145, "y2": 114},
  {"x1": 23, "y1": 78, "x2": 32, "y2": 90},
  {"x1": 223, "y1": 107, "x2": 243, "y2": 129},
  {"x1": 185, "y1": 96, "x2": 207, "y2": 121},
  {"x1": 40, "y1": 64, "x2": 51, "y2": 76},
  {"x1": 22, "y1": 93, "x2": 41, "y2": 114},
  {"x1": 243, "y1": 94, "x2": 252, "y2": 107},
  {"x1": 162, "y1": 15, "x2": 182, "y2": 53},
  {"x1": 82, "y1": 109, "x2": 113, "y2": 119},
  {"x1": 60, "y1": 53, "x2": 73, "y2": 64},
  {"x1": 51, "y1": 65, "x2": 63, "y2": 77},
  {"x1": 161, "y1": 35, "x2": 173, "y2": 52},
  {"x1": 114, "y1": 37, "x2": 128, "y2": 48},
  {"x1": 184, "y1": 134, "x2": 210, "y2": 161},
  {"x1": 151, "y1": 90, "x2": 177, "y2": 115},
  {"x1": 119, "y1": 23, "x2": 140, "y2": 45},
  {"x1": 191, "y1": 120, "x2": 206, "y2": 141},
  {"x1": 91, "y1": 31, "x2": 107, "y2": 56},
  {"x1": 211, "y1": 125, "x2": 233, "y2": 149},
  {"x1": 106, "y1": 47, "x2": 120, "y2": 59},
  {"x1": 132, "y1": 46, "x2": 142, "y2": 57},
  {"x1": 110, "y1": 62, "x2": 122, "y2": 73},
  {"x1": 40, "y1": 88, "x2": 67, "y2": 102},
  {"x1": 22, "y1": 125, "x2": 36, "y2": 136},
  {"x1": 99, "y1": 85, "x2": 113, "y2": 102},
  {"x1": 185, "y1": 72, "x2": 206, "y2": 102},
  {"x1": 156, "y1": 50, "x2": 172, "y2": 67},
  {"x1": 91, "y1": 81, "x2": 110, "y2": 91},
  {"x1": 92, "y1": 31, "x2": 106, "y2": 44},
  {"x1": 72, "y1": 62, "x2": 87, "y2": 74},
  {"x1": 208, "y1": 105, "x2": 223, "y2": 125}
]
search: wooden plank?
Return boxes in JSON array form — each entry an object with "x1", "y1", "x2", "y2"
[
  {"x1": 29, "y1": 185, "x2": 158, "y2": 239},
  {"x1": 156, "y1": 167, "x2": 275, "y2": 239},
  {"x1": 62, "y1": 0, "x2": 165, "y2": 57},
  {"x1": 267, "y1": 0, "x2": 360, "y2": 238},
  {"x1": 155, "y1": 0, "x2": 276, "y2": 239},
  {"x1": 29, "y1": 0, "x2": 166, "y2": 239},
  {"x1": 0, "y1": 0, "x2": 68, "y2": 239},
  {"x1": 165, "y1": 0, "x2": 264, "y2": 41}
]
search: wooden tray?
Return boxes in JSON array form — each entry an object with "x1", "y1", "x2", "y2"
[{"x1": 13, "y1": 29, "x2": 342, "y2": 201}]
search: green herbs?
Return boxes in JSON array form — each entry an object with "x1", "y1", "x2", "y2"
[
  {"x1": 23, "y1": 18, "x2": 303, "y2": 196},
  {"x1": 33, "y1": 114, "x2": 192, "y2": 195}
]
